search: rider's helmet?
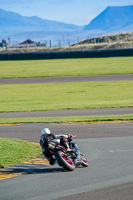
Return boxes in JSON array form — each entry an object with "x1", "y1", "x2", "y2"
[{"x1": 41, "y1": 128, "x2": 51, "y2": 136}]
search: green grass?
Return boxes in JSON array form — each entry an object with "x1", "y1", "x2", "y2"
[
  {"x1": 0, "y1": 57, "x2": 133, "y2": 78},
  {"x1": 1, "y1": 57, "x2": 132, "y2": 168},
  {"x1": 0, "y1": 138, "x2": 41, "y2": 168},
  {"x1": 0, "y1": 81, "x2": 133, "y2": 112},
  {"x1": 0, "y1": 114, "x2": 133, "y2": 124}
]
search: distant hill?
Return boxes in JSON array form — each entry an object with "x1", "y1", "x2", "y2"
[
  {"x1": 0, "y1": 6, "x2": 133, "y2": 44},
  {"x1": 0, "y1": 8, "x2": 82, "y2": 36},
  {"x1": 84, "y1": 5, "x2": 133, "y2": 33}
]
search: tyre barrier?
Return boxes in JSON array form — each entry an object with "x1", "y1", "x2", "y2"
[{"x1": 0, "y1": 48, "x2": 133, "y2": 60}]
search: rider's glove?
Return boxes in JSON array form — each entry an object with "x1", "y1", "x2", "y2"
[{"x1": 67, "y1": 134, "x2": 73, "y2": 139}]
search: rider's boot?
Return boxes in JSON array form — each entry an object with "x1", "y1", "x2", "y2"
[
  {"x1": 49, "y1": 156, "x2": 56, "y2": 165},
  {"x1": 49, "y1": 158, "x2": 56, "y2": 165},
  {"x1": 74, "y1": 159, "x2": 82, "y2": 167}
]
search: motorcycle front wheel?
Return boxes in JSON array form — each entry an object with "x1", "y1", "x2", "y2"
[
  {"x1": 80, "y1": 153, "x2": 89, "y2": 167},
  {"x1": 55, "y1": 151, "x2": 75, "y2": 171}
]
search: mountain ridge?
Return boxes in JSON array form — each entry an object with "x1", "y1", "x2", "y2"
[
  {"x1": 0, "y1": 5, "x2": 133, "y2": 44},
  {"x1": 0, "y1": 8, "x2": 82, "y2": 36},
  {"x1": 84, "y1": 5, "x2": 133, "y2": 32}
]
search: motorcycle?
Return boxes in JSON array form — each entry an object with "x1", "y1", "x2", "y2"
[{"x1": 46, "y1": 135, "x2": 89, "y2": 171}]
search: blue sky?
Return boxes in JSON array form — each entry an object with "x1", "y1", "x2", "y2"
[{"x1": 0, "y1": 0, "x2": 133, "y2": 25}]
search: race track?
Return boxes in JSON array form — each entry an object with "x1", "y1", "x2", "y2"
[
  {"x1": 1, "y1": 122, "x2": 133, "y2": 200},
  {"x1": 0, "y1": 107, "x2": 133, "y2": 118},
  {"x1": 0, "y1": 74, "x2": 133, "y2": 200},
  {"x1": 0, "y1": 74, "x2": 133, "y2": 85}
]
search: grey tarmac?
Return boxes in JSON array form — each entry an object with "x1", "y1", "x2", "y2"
[
  {"x1": 1, "y1": 122, "x2": 133, "y2": 200},
  {"x1": 0, "y1": 107, "x2": 133, "y2": 118},
  {"x1": 54, "y1": 182, "x2": 133, "y2": 200},
  {"x1": 0, "y1": 74, "x2": 133, "y2": 85},
  {"x1": 0, "y1": 74, "x2": 133, "y2": 200}
]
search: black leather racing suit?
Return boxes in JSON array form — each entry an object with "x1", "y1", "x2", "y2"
[{"x1": 40, "y1": 133, "x2": 70, "y2": 165}]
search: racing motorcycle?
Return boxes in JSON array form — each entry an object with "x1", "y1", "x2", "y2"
[{"x1": 46, "y1": 135, "x2": 89, "y2": 171}]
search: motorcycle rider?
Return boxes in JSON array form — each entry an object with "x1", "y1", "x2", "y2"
[{"x1": 40, "y1": 128, "x2": 81, "y2": 167}]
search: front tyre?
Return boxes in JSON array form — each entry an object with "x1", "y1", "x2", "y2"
[
  {"x1": 55, "y1": 151, "x2": 75, "y2": 171},
  {"x1": 80, "y1": 154, "x2": 89, "y2": 167}
]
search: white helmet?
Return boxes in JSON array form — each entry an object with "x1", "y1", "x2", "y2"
[{"x1": 41, "y1": 128, "x2": 51, "y2": 136}]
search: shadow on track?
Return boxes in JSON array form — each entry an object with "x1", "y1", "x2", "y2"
[{"x1": 1, "y1": 164, "x2": 67, "y2": 175}]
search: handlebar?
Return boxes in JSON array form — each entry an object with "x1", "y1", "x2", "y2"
[{"x1": 71, "y1": 135, "x2": 76, "y2": 138}]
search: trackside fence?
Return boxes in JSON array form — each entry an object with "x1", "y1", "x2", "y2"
[{"x1": 0, "y1": 48, "x2": 133, "y2": 60}]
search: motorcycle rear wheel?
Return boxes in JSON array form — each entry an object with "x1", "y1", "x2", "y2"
[{"x1": 55, "y1": 151, "x2": 75, "y2": 171}]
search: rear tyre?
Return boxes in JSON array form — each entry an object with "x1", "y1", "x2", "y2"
[
  {"x1": 80, "y1": 154, "x2": 89, "y2": 167},
  {"x1": 55, "y1": 151, "x2": 75, "y2": 171}
]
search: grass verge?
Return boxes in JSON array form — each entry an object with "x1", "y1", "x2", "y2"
[
  {"x1": 0, "y1": 57, "x2": 133, "y2": 78},
  {"x1": 0, "y1": 114, "x2": 133, "y2": 124},
  {"x1": 0, "y1": 81, "x2": 133, "y2": 112},
  {"x1": 0, "y1": 138, "x2": 41, "y2": 168}
]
